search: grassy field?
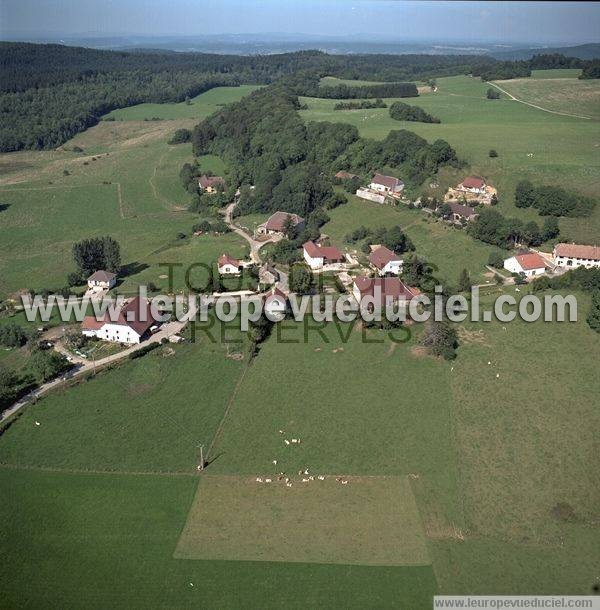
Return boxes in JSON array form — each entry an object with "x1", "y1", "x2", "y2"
[
  {"x1": 175, "y1": 474, "x2": 430, "y2": 566},
  {"x1": 323, "y1": 195, "x2": 496, "y2": 283},
  {"x1": 494, "y1": 74, "x2": 600, "y2": 119},
  {"x1": 531, "y1": 68, "x2": 582, "y2": 79},
  {"x1": 300, "y1": 74, "x2": 600, "y2": 245},
  {"x1": 0, "y1": 119, "x2": 248, "y2": 299},
  {"x1": 104, "y1": 85, "x2": 261, "y2": 121}
]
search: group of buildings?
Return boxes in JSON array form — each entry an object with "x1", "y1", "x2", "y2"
[{"x1": 503, "y1": 243, "x2": 600, "y2": 278}]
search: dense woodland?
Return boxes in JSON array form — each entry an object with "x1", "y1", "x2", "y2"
[
  {"x1": 1, "y1": 42, "x2": 598, "y2": 152},
  {"x1": 389, "y1": 101, "x2": 440, "y2": 123},
  {"x1": 191, "y1": 84, "x2": 462, "y2": 220}
]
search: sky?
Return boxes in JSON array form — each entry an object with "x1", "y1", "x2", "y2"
[{"x1": 1, "y1": 0, "x2": 599, "y2": 46}]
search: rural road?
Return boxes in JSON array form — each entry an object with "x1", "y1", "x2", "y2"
[
  {"x1": 486, "y1": 81, "x2": 593, "y2": 120},
  {"x1": 222, "y1": 202, "x2": 280, "y2": 264},
  {"x1": 0, "y1": 303, "x2": 197, "y2": 424}
]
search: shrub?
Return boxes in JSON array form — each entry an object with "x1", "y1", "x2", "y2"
[{"x1": 488, "y1": 149, "x2": 498, "y2": 158}]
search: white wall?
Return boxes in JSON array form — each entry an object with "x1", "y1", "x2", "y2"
[
  {"x1": 219, "y1": 264, "x2": 240, "y2": 275},
  {"x1": 554, "y1": 255, "x2": 600, "y2": 269},
  {"x1": 381, "y1": 260, "x2": 403, "y2": 276},
  {"x1": 303, "y1": 249, "x2": 323, "y2": 270}
]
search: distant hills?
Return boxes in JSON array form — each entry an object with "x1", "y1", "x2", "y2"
[{"x1": 492, "y1": 43, "x2": 600, "y2": 61}]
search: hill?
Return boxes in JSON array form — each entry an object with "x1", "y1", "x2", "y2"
[{"x1": 493, "y1": 43, "x2": 600, "y2": 61}]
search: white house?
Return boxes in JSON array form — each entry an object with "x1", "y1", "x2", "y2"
[
  {"x1": 303, "y1": 241, "x2": 345, "y2": 270},
  {"x1": 87, "y1": 270, "x2": 116, "y2": 291},
  {"x1": 503, "y1": 252, "x2": 546, "y2": 277},
  {"x1": 81, "y1": 297, "x2": 159, "y2": 344},
  {"x1": 355, "y1": 188, "x2": 386, "y2": 204},
  {"x1": 458, "y1": 176, "x2": 486, "y2": 194},
  {"x1": 553, "y1": 243, "x2": 600, "y2": 269},
  {"x1": 369, "y1": 245, "x2": 403, "y2": 276},
  {"x1": 264, "y1": 286, "x2": 287, "y2": 320},
  {"x1": 218, "y1": 253, "x2": 242, "y2": 276},
  {"x1": 369, "y1": 173, "x2": 404, "y2": 194}
]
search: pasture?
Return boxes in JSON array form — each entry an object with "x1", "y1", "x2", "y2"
[
  {"x1": 300, "y1": 74, "x2": 600, "y2": 245},
  {"x1": 324, "y1": 195, "x2": 496, "y2": 283},
  {"x1": 0, "y1": 118, "x2": 248, "y2": 298},
  {"x1": 175, "y1": 474, "x2": 430, "y2": 566},
  {"x1": 104, "y1": 85, "x2": 261, "y2": 121}
]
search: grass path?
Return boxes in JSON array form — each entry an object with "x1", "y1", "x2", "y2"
[{"x1": 487, "y1": 81, "x2": 594, "y2": 120}]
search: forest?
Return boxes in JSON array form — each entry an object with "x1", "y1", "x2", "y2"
[{"x1": 389, "y1": 101, "x2": 440, "y2": 123}]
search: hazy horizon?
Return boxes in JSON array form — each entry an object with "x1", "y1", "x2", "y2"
[{"x1": 1, "y1": 1, "x2": 599, "y2": 47}]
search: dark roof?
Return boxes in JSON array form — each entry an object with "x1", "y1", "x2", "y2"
[
  {"x1": 369, "y1": 246, "x2": 402, "y2": 270},
  {"x1": 371, "y1": 173, "x2": 403, "y2": 189},
  {"x1": 448, "y1": 202, "x2": 478, "y2": 219},
  {"x1": 199, "y1": 175, "x2": 225, "y2": 189},
  {"x1": 263, "y1": 212, "x2": 304, "y2": 232},
  {"x1": 81, "y1": 296, "x2": 159, "y2": 336},
  {"x1": 88, "y1": 270, "x2": 116, "y2": 282}
]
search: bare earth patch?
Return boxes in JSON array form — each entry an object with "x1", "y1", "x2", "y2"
[{"x1": 174, "y1": 474, "x2": 430, "y2": 566}]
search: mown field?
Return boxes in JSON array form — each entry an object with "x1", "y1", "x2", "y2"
[
  {"x1": 104, "y1": 85, "x2": 261, "y2": 121},
  {"x1": 300, "y1": 73, "x2": 600, "y2": 245},
  {"x1": 0, "y1": 90, "x2": 251, "y2": 299},
  {"x1": 1, "y1": 288, "x2": 599, "y2": 604}
]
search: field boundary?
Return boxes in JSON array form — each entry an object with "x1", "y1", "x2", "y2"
[{"x1": 0, "y1": 462, "x2": 199, "y2": 477}]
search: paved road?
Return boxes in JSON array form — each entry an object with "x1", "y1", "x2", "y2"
[
  {"x1": 222, "y1": 202, "x2": 280, "y2": 264},
  {"x1": 1, "y1": 303, "x2": 196, "y2": 424},
  {"x1": 486, "y1": 81, "x2": 593, "y2": 120}
]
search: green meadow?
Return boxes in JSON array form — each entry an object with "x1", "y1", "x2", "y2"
[
  {"x1": 300, "y1": 74, "x2": 600, "y2": 245},
  {"x1": 104, "y1": 85, "x2": 262, "y2": 121}
]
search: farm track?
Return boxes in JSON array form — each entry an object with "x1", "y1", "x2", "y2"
[{"x1": 487, "y1": 81, "x2": 594, "y2": 120}]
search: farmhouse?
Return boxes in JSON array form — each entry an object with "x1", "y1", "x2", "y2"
[
  {"x1": 87, "y1": 270, "x2": 116, "y2": 291},
  {"x1": 218, "y1": 253, "x2": 242, "y2": 275},
  {"x1": 335, "y1": 170, "x2": 359, "y2": 180},
  {"x1": 355, "y1": 188, "x2": 386, "y2": 204},
  {"x1": 198, "y1": 175, "x2": 225, "y2": 193},
  {"x1": 503, "y1": 252, "x2": 546, "y2": 277},
  {"x1": 352, "y1": 276, "x2": 419, "y2": 310},
  {"x1": 460, "y1": 176, "x2": 486, "y2": 194},
  {"x1": 257, "y1": 212, "x2": 305, "y2": 236},
  {"x1": 553, "y1": 243, "x2": 600, "y2": 269},
  {"x1": 447, "y1": 202, "x2": 479, "y2": 223},
  {"x1": 264, "y1": 286, "x2": 287, "y2": 319},
  {"x1": 369, "y1": 173, "x2": 404, "y2": 194},
  {"x1": 369, "y1": 245, "x2": 403, "y2": 276},
  {"x1": 303, "y1": 241, "x2": 345, "y2": 270},
  {"x1": 81, "y1": 296, "x2": 160, "y2": 344}
]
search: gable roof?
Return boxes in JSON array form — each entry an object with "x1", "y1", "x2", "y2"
[
  {"x1": 554, "y1": 243, "x2": 600, "y2": 261},
  {"x1": 263, "y1": 212, "x2": 304, "y2": 232},
  {"x1": 369, "y1": 245, "x2": 402, "y2": 270},
  {"x1": 218, "y1": 253, "x2": 241, "y2": 268},
  {"x1": 199, "y1": 175, "x2": 225, "y2": 189},
  {"x1": 462, "y1": 176, "x2": 485, "y2": 189},
  {"x1": 371, "y1": 173, "x2": 403, "y2": 190},
  {"x1": 448, "y1": 202, "x2": 478, "y2": 219},
  {"x1": 81, "y1": 296, "x2": 159, "y2": 336},
  {"x1": 354, "y1": 276, "x2": 419, "y2": 301},
  {"x1": 303, "y1": 241, "x2": 344, "y2": 262},
  {"x1": 264, "y1": 286, "x2": 287, "y2": 303},
  {"x1": 515, "y1": 252, "x2": 546, "y2": 271},
  {"x1": 88, "y1": 270, "x2": 116, "y2": 283}
]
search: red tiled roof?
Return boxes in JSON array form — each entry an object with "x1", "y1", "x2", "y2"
[
  {"x1": 81, "y1": 297, "x2": 159, "y2": 336},
  {"x1": 199, "y1": 175, "x2": 225, "y2": 189},
  {"x1": 264, "y1": 286, "x2": 287, "y2": 303},
  {"x1": 462, "y1": 176, "x2": 485, "y2": 189},
  {"x1": 515, "y1": 252, "x2": 546, "y2": 271},
  {"x1": 554, "y1": 243, "x2": 600, "y2": 261},
  {"x1": 369, "y1": 245, "x2": 402, "y2": 270},
  {"x1": 263, "y1": 212, "x2": 304, "y2": 232},
  {"x1": 303, "y1": 241, "x2": 344, "y2": 263},
  {"x1": 372, "y1": 173, "x2": 403, "y2": 190},
  {"x1": 218, "y1": 253, "x2": 241, "y2": 268},
  {"x1": 354, "y1": 276, "x2": 418, "y2": 301}
]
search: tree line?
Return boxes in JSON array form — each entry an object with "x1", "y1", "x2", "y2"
[
  {"x1": 334, "y1": 99, "x2": 387, "y2": 110},
  {"x1": 389, "y1": 101, "x2": 440, "y2": 123},
  {"x1": 515, "y1": 180, "x2": 596, "y2": 217}
]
